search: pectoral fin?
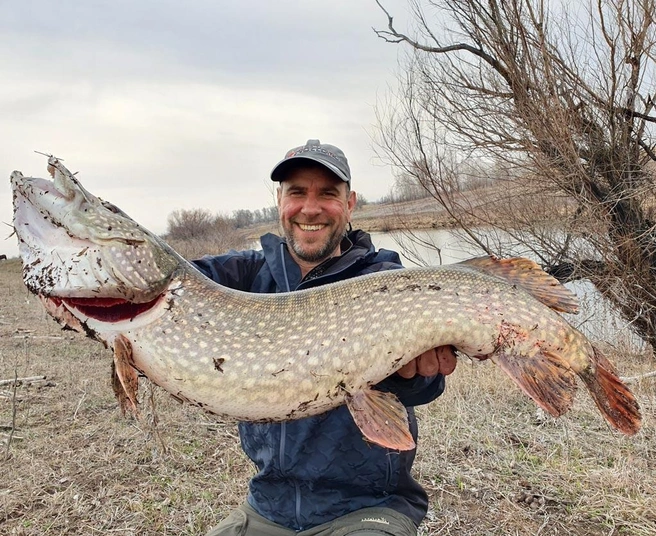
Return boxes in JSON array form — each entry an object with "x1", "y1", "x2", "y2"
[
  {"x1": 111, "y1": 334, "x2": 140, "y2": 415},
  {"x1": 346, "y1": 388, "x2": 415, "y2": 451}
]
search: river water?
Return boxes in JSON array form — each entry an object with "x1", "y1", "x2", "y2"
[{"x1": 370, "y1": 229, "x2": 644, "y2": 351}]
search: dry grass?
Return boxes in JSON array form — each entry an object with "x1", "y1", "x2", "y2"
[{"x1": 1, "y1": 257, "x2": 655, "y2": 535}]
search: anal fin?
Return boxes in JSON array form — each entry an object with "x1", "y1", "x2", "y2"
[
  {"x1": 346, "y1": 388, "x2": 415, "y2": 451},
  {"x1": 111, "y1": 334, "x2": 140, "y2": 416},
  {"x1": 492, "y1": 349, "x2": 578, "y2": 417}
]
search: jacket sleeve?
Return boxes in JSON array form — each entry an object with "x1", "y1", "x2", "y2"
[
  {"x1": 377, "y1": 373, "x2": 446, "y2": 408},
  {"x1": 192, "y1": 249, "x2": 265, "y2": 291}
]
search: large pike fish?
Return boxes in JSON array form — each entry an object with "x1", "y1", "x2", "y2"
[{"x1": 10, "y1": 157, "x2": 641, "y2": 450}]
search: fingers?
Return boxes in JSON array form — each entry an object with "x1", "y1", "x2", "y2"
[
  {"x1": 436, "y1": 345, "x2": 457, "y2": 376},
  {"x1": 396, "y1": 346, "x2": 458, "y2": 379},
  {"x1": 415, "y1": 348, "x2": 441, "y2": 377},
  {"x1": 397, "y1": 359, "x2": 417, "y2": 379}
]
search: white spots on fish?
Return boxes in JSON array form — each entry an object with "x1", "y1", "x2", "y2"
[
  {"x1": 243, "y1": 377, "x2": 257, "y2": 389},
  {"x1": 264, "y1": 363, "x2": 279, "y2": 373}
]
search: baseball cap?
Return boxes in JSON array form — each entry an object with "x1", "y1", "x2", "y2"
[{"x1": 270, "y1": 139, "x2": 351, "y2": 184}]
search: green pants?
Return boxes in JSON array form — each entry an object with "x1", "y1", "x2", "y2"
[{"x1": 205, "y1": 503, "x2": 417, "y2": 536}]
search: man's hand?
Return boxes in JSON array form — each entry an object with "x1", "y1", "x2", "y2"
[{"x1": 397, "y1": 345, "x2": 457, "y2": 379}]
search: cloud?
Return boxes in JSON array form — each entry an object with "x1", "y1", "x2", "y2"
[{"x1": 0, "y1": 0, "x2": 410, "y2": 258}]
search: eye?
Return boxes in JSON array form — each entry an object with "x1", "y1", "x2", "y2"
[{"x1": 102, "y1": 201, "x2": 124, "y2": 214}]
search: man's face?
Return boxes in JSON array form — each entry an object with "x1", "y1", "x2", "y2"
[{"x1": 277, "y1": 165, "x2": 356, "y2": 267}]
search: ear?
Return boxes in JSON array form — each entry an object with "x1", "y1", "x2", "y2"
[
  {"x1": 276, "y1": 186, "x2": 282, "y2": 207},
  {"x1": 347, "y1": 190, "x2": 356, "y2": 216}
]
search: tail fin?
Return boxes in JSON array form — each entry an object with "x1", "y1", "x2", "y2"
[{"x1": 580, "y1": 345, "x2": 641, "y2": 435}]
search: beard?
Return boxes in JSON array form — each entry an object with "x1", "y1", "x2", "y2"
[{"x1": 284, "y1": 224, "x2": 345, "y2": 264}]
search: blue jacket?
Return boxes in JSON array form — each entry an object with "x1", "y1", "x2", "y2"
[{"x1": 193, "y1": 230, "x2": 446, "y2": 531}]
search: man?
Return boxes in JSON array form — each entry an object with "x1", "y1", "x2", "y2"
[{"x1": 196, "y1": 139, "x2": 457, "y2": 536}]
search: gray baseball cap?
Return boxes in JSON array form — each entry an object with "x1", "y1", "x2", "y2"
[{"x1": 270, "y1": 139, "x2": 351, "y2": 184}]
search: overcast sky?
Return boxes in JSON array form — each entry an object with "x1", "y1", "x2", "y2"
[{"x1": 0, "y1": 0, "x2": 417, "y2": 259}]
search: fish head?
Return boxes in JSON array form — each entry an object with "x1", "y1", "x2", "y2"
[{"x1": 11, "y1": 156, "x2": 180, "y2": 305}]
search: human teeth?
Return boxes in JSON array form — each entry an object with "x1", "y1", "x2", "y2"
[{"x1": 299, "y1": 224, "x2": 324, "y2": 231}]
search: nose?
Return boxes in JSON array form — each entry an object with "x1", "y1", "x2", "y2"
[{"x1": 300, "y1": 194, "x2": 322, "y2": 218}]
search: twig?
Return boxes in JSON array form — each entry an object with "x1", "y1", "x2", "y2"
[
  {"x1": 0, "y1": 375, "x2": 46, "y2": 386},
  {"x1": 620, "y1": 370, "x2": 656, "y2": 384},
  {"x1": 147, "y1": 382, "x2": 168, "y2": 455},
  {"x1": 3, "y1": 368, "x2": 18, "y2": 460},
  {"x1": 73, "y1": 392, "x2": 86, "y2": 421},
  {"x1": 11, "y1": 335, "x2": 65, "y2": 340}
]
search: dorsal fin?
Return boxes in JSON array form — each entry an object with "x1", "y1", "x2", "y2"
[{"x1": 459, "y1": 256, "x2": 579, "y2": 313}]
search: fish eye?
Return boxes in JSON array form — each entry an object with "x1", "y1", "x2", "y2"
[{"x1": 102, "y1": 201, "x2": 123, "y2": 214}]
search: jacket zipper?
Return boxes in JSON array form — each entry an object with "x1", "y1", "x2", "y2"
[{"x1": 279, "y1": 244, "x2": 303, "y2": 529}]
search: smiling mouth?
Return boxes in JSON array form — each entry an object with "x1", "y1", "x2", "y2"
[{"x1": 297, "y1": 223, "x2": 326, "y2": 231}]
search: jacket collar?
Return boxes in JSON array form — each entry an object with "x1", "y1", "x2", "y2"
[{"x1": 260, "y1": 231, "x2": 377, "y2": 291}]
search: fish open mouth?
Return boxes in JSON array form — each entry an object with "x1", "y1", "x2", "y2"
[{"x1": 54, "y1": 295, "x2": 164, "y2": 323}]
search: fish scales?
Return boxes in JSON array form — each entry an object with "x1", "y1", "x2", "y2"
[{"x1": 10, "y1": 157, "x2": 641, "y2": 450}]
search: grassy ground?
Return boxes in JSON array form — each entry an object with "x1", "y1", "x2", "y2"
[{"x1": 1, "y1": 257, "x2": 655, "y2": 535}]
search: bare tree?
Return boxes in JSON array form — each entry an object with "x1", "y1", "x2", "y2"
[
  {"x1": 166, "y1": 208, "x2": 248, "y2": 260},
  {"x1": 374, "y1": 0, "x2": 656, "y2": 351},
  {"x1": 167, "y1": 208, "x2": 217, "y2": 241}
]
